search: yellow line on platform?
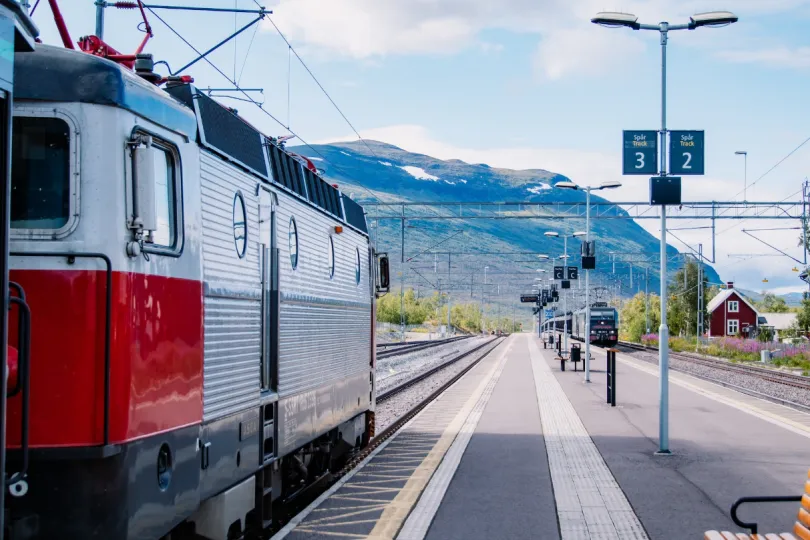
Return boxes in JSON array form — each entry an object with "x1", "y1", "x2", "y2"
[{"x1": 364, "y1": 337, "x2": 511, "y2": 540}]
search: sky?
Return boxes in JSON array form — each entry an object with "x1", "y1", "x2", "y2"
[{"x1": 34, "y1": 0, "x2": 810, "y2": 294}]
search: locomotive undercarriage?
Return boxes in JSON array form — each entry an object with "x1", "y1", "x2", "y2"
[{"x1": 166, "y1": 411, "x2": 370, "y2": 540}]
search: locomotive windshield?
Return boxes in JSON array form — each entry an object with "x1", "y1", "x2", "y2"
[
  {"x1": 10, "y1": 116, "x2": 70, "y2": 229},
  {"x1": 591, "y1": 310, "x2": 616, "y2": 322}
]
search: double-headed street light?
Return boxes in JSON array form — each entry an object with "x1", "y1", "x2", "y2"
[
  {"x1": 556, "y1": 180, "x2": 622, "y2": 382},
  {"x1": 592, "y1": 9, "x2": 738, "y2": 455},
  {"x1": 544, "y1": 230, "x2": 586, "y2": 352}
]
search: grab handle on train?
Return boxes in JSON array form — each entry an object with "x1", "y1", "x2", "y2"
[{"x1": 7, "y1": 290, "x2": 32, "y2": 485}]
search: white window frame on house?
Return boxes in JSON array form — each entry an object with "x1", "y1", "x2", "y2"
[
  {"x1": 727, "y1": 319, "x2": 739, "y2": 335},
  {"x1": 727, "y1": 300, "x2": 739, "y2": 313}
]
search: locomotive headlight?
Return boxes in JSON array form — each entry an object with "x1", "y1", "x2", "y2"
[{"x1": 157, "y1": 443, "x2": 173, "y2": 491}]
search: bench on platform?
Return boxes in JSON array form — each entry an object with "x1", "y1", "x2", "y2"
[{"x1": 704, "y1": 468, "x2": 810, "y2": 540}]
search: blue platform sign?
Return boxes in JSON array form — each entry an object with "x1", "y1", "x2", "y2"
[
  {"x1": 669, "y1": 130, "x2": 705, "y2": 175},
  {"x1": 545, "y1": 309, "x2": 554, "y2": 318},
  {"x1": 622, "y1": 130, "x2": 658, "y2": 175}
]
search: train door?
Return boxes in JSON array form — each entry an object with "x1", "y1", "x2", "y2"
[{"x1": 0, "y1": 4, "x2": 36, "y2": 537}]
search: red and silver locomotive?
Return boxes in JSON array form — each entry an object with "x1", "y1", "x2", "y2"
[{"x1": 4, "y1": 23, "x2": 386, "y2": 540}]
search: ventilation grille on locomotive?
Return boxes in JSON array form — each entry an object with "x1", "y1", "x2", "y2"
[
  {"x1": 166, "y1": 82, "x2": 368, "y2": 235},
  {"x1": 342, "y1": 196, "x2": 368, "y2": 234},
  {"x1": 166, "y1": 84, "x2": 269, "y2": 179},
  {"x1": 267, "y1": 141, "x2": 345, "y2": 221}
]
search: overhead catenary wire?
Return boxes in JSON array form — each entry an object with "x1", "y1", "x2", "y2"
[
  {"x1": 264, "y1": 16, "x2": 381, "y2": 161},
  {"x1": 145, "y1": 7, "x2": 386, "y2": 206}
]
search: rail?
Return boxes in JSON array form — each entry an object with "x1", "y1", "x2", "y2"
[
  {"x1": 618, "y1": 340, "x2": 810, "y2": 391},
  {"x1": 377, "y1": 337, "x2": 499, "y2": 401},
  {"x1": 377, "y1": 336, "x2": 470, "y2": 360}
]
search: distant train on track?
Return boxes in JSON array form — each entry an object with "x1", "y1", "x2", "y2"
[
  {"x1": 4, "y1": 17, "x2": 390, "y2": 540},
  {"x1": 542, "y1": 304, "x2": 619, "y2": 347}
]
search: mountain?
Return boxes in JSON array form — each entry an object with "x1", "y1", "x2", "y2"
[
  {"x1": 291, "y1": 140, "x2": 722, "y2": 303},
  {"x1": 738, "y1": 288, "x2": 804, "y2": 307}
]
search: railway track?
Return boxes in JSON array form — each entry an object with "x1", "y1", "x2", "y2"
[
  {"x1": 376, "y1": 335, "x2": 471, "y2": 359},
  {"x1": 617, "y1": 340, "x2": 810, "y2": 392},
  {"x1": 270, "y1": 336, "x2": 505, "y2": 536}
]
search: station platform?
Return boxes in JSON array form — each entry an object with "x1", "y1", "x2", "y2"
[{"x1": 272, "y1": 334, "x2": 810, "y2": 540}]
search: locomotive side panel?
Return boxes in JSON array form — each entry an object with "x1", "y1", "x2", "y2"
[
  {"x1": 199, "y1": 151, "x2": 263, "y2": 422},
  {"x1": 274, "y1": 189, "x2": 372, "y2": 457}
]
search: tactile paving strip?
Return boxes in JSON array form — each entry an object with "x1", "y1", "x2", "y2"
[{"x1": 528, "y1": 337, "x2": 649, "y2": 540}]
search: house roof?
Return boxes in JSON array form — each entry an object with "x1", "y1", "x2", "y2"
[
  {"x1": 707, "y1": 289, "x2": 759, "y2": 315},
  {"x1": 758, "y1": 312, "x2": 797, "y2": 330}
]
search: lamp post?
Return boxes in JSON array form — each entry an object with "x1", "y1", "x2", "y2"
[
  {"x1": 545, "y1": 230, "x2": 586, "y2": 353},
  {"x1": 592, "y1": 9, "x2": 738, "y2": 455},
  {"x1": 735, "y1": 151, "x2": 748, "y2": 202},
  {"x1": 536, "y1": 255, "x2": 550, "y2": 336},
  {"x1": 556, "y1": 180, "x2": 621, "y2": 382},
  {"x1": 481, "y1": 265, "x2": 489, "y2": 333}
]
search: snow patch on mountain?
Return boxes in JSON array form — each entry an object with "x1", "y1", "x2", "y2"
[
  {"x1": 527, "y1": 183, "x2": 552, "y2": 194},
  {"x1": 340, "y1": 151, "x2": 351, "y2": 156},
  {"x1": 379, "y1": 161, "x2": 393, "y2": 167},
  {"x1": 400, "y1": 166, "x2": 439, "y2": 181},
  {"x1": 444, "y1": 180, "x2": 456, "y2": 185},
  {"x1": 459, "y1": 179, "x2": 468, "y2": 184}
]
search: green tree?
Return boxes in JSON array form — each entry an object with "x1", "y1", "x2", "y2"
[
  {"x1": 796, "y1": 298, "x2": 810, "y2": 332},
  {"x1": 668, "y1": 260, "x2": 708, "y2": 337},
  {"x1": 757, "y1": 292, "x2": 790, "y2": 313},
  {"x1": 619, "y1": 292, "x2": 661, "y2": 342}
]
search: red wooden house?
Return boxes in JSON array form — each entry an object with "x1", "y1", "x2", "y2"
[{"x1": 707, "y1": 282, "x2": 759, "y2": 338}]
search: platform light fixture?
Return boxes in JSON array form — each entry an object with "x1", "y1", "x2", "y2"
[
  {"x1": 555, "y1": 179, "x2": 622, "y2": 384},
  {"x1": 592, "y1": 7, "x2": 737, "y2": 456}
]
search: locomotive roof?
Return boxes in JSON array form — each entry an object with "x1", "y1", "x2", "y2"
[
  {"x1": 14, "y1": 44, "x2": 198, "y2": 136},
  {"x1": 13, "y1": 44, "x2": 369, "y2": 236}
]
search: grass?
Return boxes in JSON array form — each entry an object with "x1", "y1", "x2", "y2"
[{"x1": 636, "y1": 334, "x2": 810, "y2": 373}]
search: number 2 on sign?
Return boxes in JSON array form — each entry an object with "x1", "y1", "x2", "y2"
[
  {"x1": 635, "y1": 152, "x2": 645, "y2": 169},
  {"x1": 682, "y1": 152, "x2": 692, "y2": 169}
]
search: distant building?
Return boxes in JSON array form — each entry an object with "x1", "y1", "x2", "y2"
[
  {"x1": 757, "y1": 312, "x2": 798, "y2": 341},
  {"x1": 707, "y1": 282, "x2": 759, "y2": 338}
]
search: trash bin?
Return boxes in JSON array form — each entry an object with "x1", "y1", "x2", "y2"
[{"x1": 571, "y1": 345, "x2": 581, "y2": 363}]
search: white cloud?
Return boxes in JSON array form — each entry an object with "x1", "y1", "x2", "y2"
[
  {"x1": 716, "y1": 47, "x2": 810, "y2": 69},
  {"x1": 266, "y1": 0, "x2": 810, "y2": 79},
  {"x1": 534, "y1": 26, "x2": 644, "y2": 81}
]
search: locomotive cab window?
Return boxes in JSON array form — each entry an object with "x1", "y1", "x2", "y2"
[
  {"x1": 11, "y1": 116, "x2": 73, "y2": 233},
  {"x1": 129, "y1": 130, "x2": 182, "y2": 255}
]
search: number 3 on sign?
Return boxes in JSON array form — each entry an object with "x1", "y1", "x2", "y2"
[
  {"x1": 635, "y1": 152, "x2": 645, "y2": 169},
  {"x1": 682, "y1": 152, "x2": 692, "y2": 169}
]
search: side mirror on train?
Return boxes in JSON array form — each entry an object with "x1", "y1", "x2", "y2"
[
  {"x1": 130, "y1": 135, "x2": 158, "y2": 236},
  {"x1": 377, "y1": 254, "x2": 390, "y2": 295}
]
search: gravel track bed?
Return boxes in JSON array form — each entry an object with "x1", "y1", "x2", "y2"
[
  {"x1": 620, "y1": 346, "x2": 810, "y2": 409},
  {"x1": 375, "y1": 338, "x2": 499, "y2": 431},
  {"x1": 376, "y1": 336, "x2": 487, "y2": 395}
]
